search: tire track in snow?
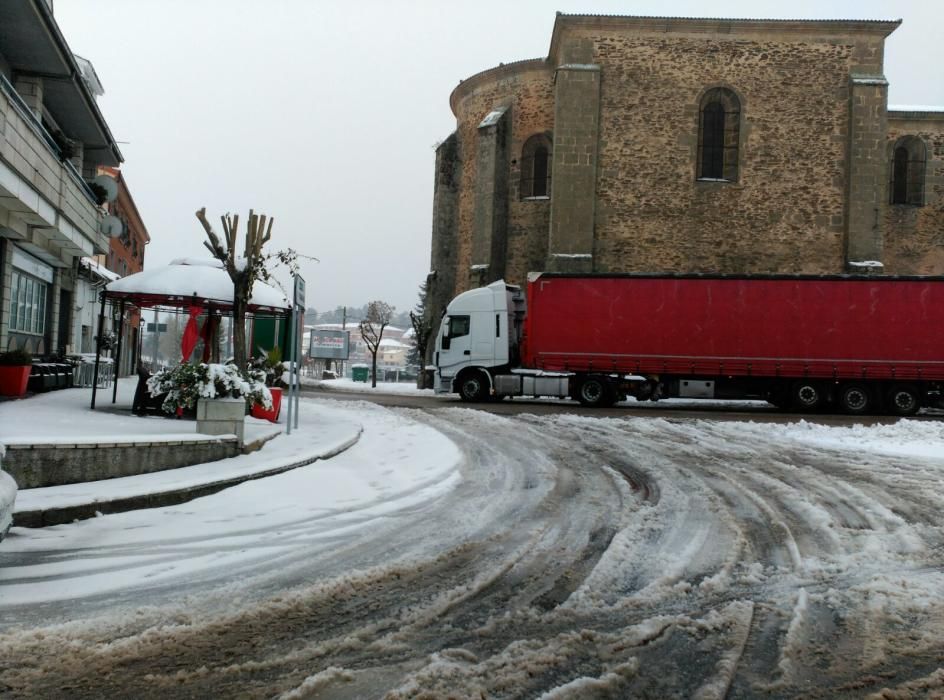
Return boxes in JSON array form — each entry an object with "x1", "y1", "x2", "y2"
[{"x1": 1, "y1": 408, "x2": 943, "y2": 698}]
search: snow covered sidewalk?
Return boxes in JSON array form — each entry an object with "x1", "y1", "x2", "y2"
[
  {"x1": 0, "y1": 381, "x2": 364, "y2": 525},
  {"x1": 0, "y1": 399, "x2": 462, "y2": 606},
  {"x1": 0, "y1": 378, "x2": 280, "y2": 447}
]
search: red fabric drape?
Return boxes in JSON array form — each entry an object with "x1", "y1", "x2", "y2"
[{"x1": 180, "y1": 305, "x2": 203, "y2": 361}]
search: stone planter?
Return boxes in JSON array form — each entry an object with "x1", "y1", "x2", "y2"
[{"x1": 196, "y1": 397, "x2": 247, "y2": 445}]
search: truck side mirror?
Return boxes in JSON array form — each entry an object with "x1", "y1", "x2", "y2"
[{"x1": 442, "y1": 334, "x2": 451, "y2": 350}]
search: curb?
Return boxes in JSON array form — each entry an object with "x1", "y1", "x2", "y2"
[{"x1": 14, "y1": 429, "x2": 362, "y2": 528}]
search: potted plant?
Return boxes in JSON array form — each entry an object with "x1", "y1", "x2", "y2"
[
  {"x1": 147, "y1": 362, "x2": 270, "y2": 444},
  {"x1": 0, "y1": 349, "x2": 32, "y2": 397},
  {"x1": 250, "y1": 347, "x2": 285, "y2": 422}
]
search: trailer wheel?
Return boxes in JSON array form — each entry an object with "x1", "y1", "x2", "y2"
[
  {"x1": 457, "y1": 370, "x2": 489, "y2": 402},
  {"x1": 791, "y1": 381, "x2": 824, "y2": 411},
  {"x1": 577, "y1": 376, "x2": 612, "y2": 407},
  {"x1": 887, "y1": 384, "x2": 921, "y2": 416},
  {"x1": 839, "y1": 383, "x2": 871, "y2": 415}
]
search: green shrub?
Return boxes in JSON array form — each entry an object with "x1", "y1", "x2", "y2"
[
  {"x1": 0, "y1": 349, "x2": 32, "y2": 366},
  {"x1": 146, "y1": 362, "x2": 271, "y2": 414}
]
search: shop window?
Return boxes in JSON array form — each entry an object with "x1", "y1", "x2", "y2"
[{"x1": 10, "y1": 270, "x2": 48, "y2": 335}]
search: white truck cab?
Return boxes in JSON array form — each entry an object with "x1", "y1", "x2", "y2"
[{"x1": 434, "y1": 280, "x2": 524, "y2": 399}]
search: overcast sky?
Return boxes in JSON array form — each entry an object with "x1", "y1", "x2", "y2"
[{"x1": 52, "y1": 0, "x2": 943, "y2": 314}]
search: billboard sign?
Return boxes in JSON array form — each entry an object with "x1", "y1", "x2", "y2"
[{"x1": 309, "y1": 329, "x2": 350, "y2": 359}]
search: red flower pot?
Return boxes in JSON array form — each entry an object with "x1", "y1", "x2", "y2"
[
  {"x1": 0, "y1": 365, "x2": 30, "y2": 397},
  {"x1": 250, "y1": 387, "x2": 282, "y2": 422}
]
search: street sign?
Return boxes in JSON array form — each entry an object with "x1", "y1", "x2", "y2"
[
  {"x1": 146, "y1": 323, "x2": 168, "y2": 332},
  {"x1": 294, "y1": 275, "x2": 306, "y2": 310}
]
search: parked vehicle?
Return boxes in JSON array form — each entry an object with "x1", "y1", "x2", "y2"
[{"x1": 433, "y1": 273, "x2": 944, "y2": 415}]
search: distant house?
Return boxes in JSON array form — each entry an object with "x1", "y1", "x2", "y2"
[{"x1": 377, "y1": 336, "x2": 409, "y2": 375}]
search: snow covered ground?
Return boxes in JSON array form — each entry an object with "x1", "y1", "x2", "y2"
[
  {"x1": 0, "y1": 381, "x2": 459, "y2": 610},
  {"x1": 0, "y1": 381, "x2": 943, "y2": 697},
  {"x1": 0, "y1": 378, "x2": 279, "y2": 446},
  {"x1": 303, "y1": 375, "x2": 772, "y2": 408},
  {"x1": 303, "y1": 376, "x2": 434, "y2": 396}
]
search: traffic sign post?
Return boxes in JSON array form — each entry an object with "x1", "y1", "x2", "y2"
[{"x1": 286, "y1": 274, "x2": 305, "y2": 434}]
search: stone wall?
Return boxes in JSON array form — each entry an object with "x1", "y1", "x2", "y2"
[
  {"x1": 444, "y1": 60, "x2": 554, "y2": 308},
  {"x1": 883, "y1": 112, "x2": 944, "y2": 274},
  {"x1": 427, "y1": 134, "x2": 460, "y2": 327},
  {"x1": 564, "y1": 23, "x2": 881, "y2": 275},
  {"x1": 431, "y1": 15, "x2": 941, "y2": 317},
  {"x1": 5, "y1": 437, "x2": 239, "y2": 489}
]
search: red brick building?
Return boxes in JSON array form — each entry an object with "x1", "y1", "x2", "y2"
[{"x1": 99, "y1": 166, "x2": 150, "y2": 374}]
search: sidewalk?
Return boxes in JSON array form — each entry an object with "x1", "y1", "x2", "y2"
[{"x1": 1, "y1": 380, "x2": 362, "y2": 526}]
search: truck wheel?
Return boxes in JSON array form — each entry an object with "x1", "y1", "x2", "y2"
[
  {"x1": 791, "y1": 381, "x2": 824, "y2": 411},
  {"x1": 839, "y1": 383, "x2": 871, "y2": 415},
  {"x1": 458, "y1": 371, "x2": 488, "y2": 402},
  {"x1": 577, "y1": 376, "x2": 612, "y2": 407},
  {"x1": 887, "y1": 384, "x2": 921, "y2": 416}
]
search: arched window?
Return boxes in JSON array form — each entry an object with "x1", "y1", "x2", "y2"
[
  {"x1": 890, "y1": 136, "x2": 926, "y2": 206},
  {"x1": 520, "y1": 133, "x2": 552, "y2": 199},
  {"x1": 697, "y1": 88, "x2": 741, "y2": 181}
]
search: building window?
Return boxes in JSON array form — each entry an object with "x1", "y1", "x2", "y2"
[
  {"x1": 697, "y1": 87, "x2": 741, "y2": 181},
  {"x1": 10, "y1": 270, "x2": 48, "y2": 335},
  {"x1": 520, "y1": 133, "x2": 553, "y2": 198},
  {"x1": 890, "y1": 136, "x2": 926, "y2": 206}
]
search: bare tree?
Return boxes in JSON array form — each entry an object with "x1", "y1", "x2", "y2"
[
  {"x1": 359, "y1": 301, "x2": 394, "y2": 388},
  {"x1": 196, "y1": 208, "x2": 273, "y2": 370},
  {"x1": 409, "y1": 280, "x2": 434, "y2": 389}
]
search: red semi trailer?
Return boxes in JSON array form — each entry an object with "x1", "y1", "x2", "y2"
[{"x1": 432, "y1": 273, "x2": 944, "y2": 415}]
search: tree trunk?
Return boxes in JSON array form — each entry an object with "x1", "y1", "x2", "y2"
[
  {"x1": 370, "y1": 351, "x2": 378, "y2": 388},
  {"x1": 416, "y1": 342, "x2": 428, "y2": 389},
  {"x1": 232, "y1": 295, "x2": 248, "y2": 369}
]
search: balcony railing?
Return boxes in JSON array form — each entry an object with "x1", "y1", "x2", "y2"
[{"x1": 0, "y1": 72, "x2": 101, "y2": 207}]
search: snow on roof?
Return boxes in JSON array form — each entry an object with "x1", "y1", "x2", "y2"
[
  {"x1": 105, "y1": 258, "x2": 291, "y2": 310},
  {"x1": 80, "y1": 256, "x2": 121, "y2": 282},
  {"x1": 379, "y1": 338, "x2": 408, "y2": 348},
  {"x1": 169, "y1": 257, "x2": 223, "y2": 268}
]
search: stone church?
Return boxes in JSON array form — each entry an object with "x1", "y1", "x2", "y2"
[{"x1": 426, "y1": 13, "x2": 943, "y2": 318}]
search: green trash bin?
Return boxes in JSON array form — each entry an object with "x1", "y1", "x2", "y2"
[{"x1": 351, "y1": 364, "x2": 370, "y2": 383}]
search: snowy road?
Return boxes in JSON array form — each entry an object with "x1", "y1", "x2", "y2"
[{"x1": 1, "y1": 404, "x2": 943, "y2": 698}]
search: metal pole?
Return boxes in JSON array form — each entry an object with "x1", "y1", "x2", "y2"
[
  {"x1": 293, "y1": 306, "x2": 301, "y2": 429},
  {"x1": 151, "y1": 308, "x2": 159, "y2": 367},
  {"x1": 90, "y1": 291, "x2": 106, "y2": 409},
  {"x1": 285, "y1": 306, "x2": 295, "y2": 434},
  {"x1": 111, "y1": 300, "x2": 125, "y2": 403},
  {"x1": 340, "y1": 306, "x2": 346, "y2": 378}
]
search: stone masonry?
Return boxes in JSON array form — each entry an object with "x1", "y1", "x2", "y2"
[{"x1": 427, "y1": 13, "x2": 944, "y2": 322}]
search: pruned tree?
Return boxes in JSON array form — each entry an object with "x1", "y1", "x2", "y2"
[
  {"x1": 196, "y1": 207, "x2": 273, "y2": 370},
  {"x1": 196, "y1": 208, "x2": 312, "y2": 371},
  {"x1": 409, "y1": 280, "x2": 434, "y2": 389},
  {"x1": 359, "y1": 300, "x2": 394, "y2": 388}
]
